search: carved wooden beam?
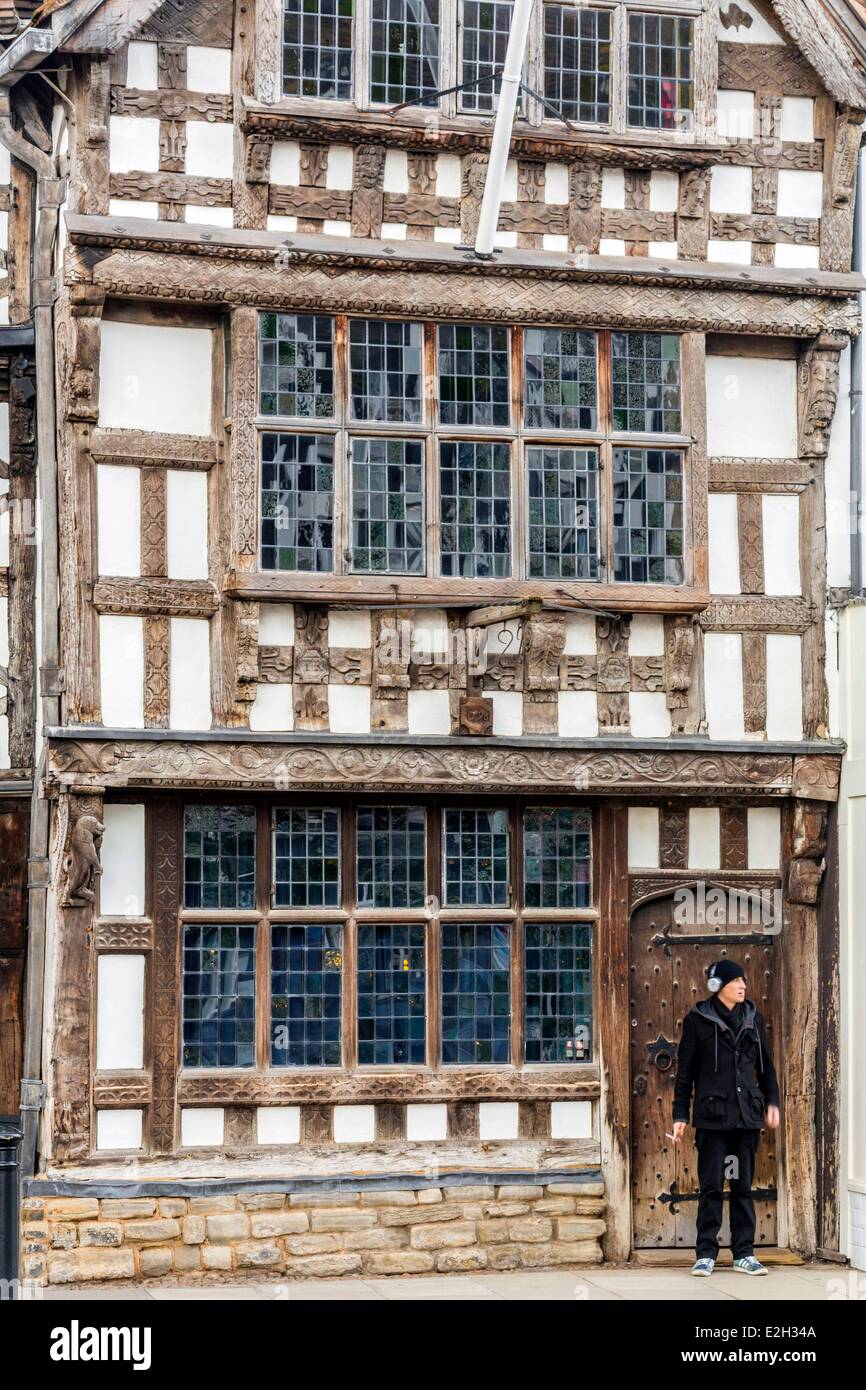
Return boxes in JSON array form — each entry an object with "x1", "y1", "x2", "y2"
[
  {"x1": 92, "y1": 576, "x2": 220, "y2": 617},
  {"x1": 698, "y1": 596, "x2": 815, "y2": 631},
  {"x1": 89, "y1": 428, "x2": 219, "y2": 470},
  {"x1": 111, "y1": 87, "x2": 233, "y2": 122}
]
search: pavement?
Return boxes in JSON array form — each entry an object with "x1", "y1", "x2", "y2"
[{"x1": 34, "y1": 1261, "x2": 862, "y2": 1301}]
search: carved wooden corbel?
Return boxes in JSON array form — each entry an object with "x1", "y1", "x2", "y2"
[
  {"x1": 66, "y1": 285, "x2": 106, "y2": 425},
  {"x1": 596, "y1": 615, "x2": 631, "y2": 731},
  {"x1": 568, "y1": 161, "x2": 601, "y2": 255},
  {"x1": 62, "y1": 811, "x2": 105, "y2": 906},
  {"x1": 798, "y1": 333, "x2": 846, "y2": 457},
  {"x1": 351, "y1": 144, "x2": 386, "y2": 239},
  {"x1": 786, "y1": 799, "x2": 828, "y2": 905},
  {"x1": 460, "y1": 153, "x2": 489, "y2": 244},
  {"x1": 522, "y1": 612, "x2": 566, "y2": 734}
]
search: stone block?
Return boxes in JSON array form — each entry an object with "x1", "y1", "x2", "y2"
[
  {"x1": 239, "y1": 1193, "x2": 286, "y2": 1211},
  {"x1": 123, "y1": 1219, "x2": 182, "y2": 1244},
  {"x1": 205, "y1": 1213, "x2": 250, "y2": 1243},
  {"x1": 182, "y1": 1215, "x2": 206, "y2": 1245},
  {"x1": 203, "y1": 1247, "x2": 232, "y2": 1270},
  {"x1": 172, "y1": 1245, "x2": 202, "y2": 1272},
  {"x1": 555, "y1": 1218, "x2": 607, "y2": 1241},
  {"x1": 50, "y1": 1224, "x2": 78, "y2": 1250},
  {"x1": 285, "y1": 1253, "x2": 363, "y2": 1278},
  {"x1": 507, "y1": 1218, "x2": 553, "y2": 1243},
  {"x1": 309, "y1": 1209, "x2": 377, "y2": 1233},
  {"x1": 45, "y1": 1199, "x2": 100, "y2": 1222},
  {"x1": 158, "y1": 1199, "x2": 187, "y2": 1218},
  {"x1": 100, "y1": 1200, "x2": 158, "y2": 1220},
  {"x1": 379, "y1": 1203, "x2": 463, "y2": 1228},
  {"x1": 285, "y1": 1233, "x2": 341, "y2": 1256},
  {"x1": 437, "y1": 1248, "x2": 488, "y2": 1272},
  {"x1": 409, "y1": 1221, "x2": 476, "y2": 1251},
  {"x1": 48, "y1": 1248, "x2": 135, "y2": 1283},
  {"x1": 364, "y1": 1250, "x2": 435, "y2": 1275},
  {"x1": 359, "y1": 1190, "x2": 417, "y2": 1206},
  {"x1": 79, "y1": 1223, "x2": 123, "y2": 1248},
  {"x1": 250, "y1": 1211, "x2": 309, "y2": 1238},
  {"x1": 140, "y1": 1248, "x2": 172, "y2": 1277},
  {"x1": 235, "y1": 1240, "x2": 283, "y2": 1268},
  {"x1": 188, "y1": 1197, "x2": 240, "y2": 1215}
]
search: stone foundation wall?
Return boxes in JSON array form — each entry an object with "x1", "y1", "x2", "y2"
[{"x1": 22, "y1": 1180, "x2": 606, "y2": 1285}]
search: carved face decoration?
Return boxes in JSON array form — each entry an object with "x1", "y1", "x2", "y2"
[
  {"x1": 572, "y1": 164, "x2": 599, "y2": 211},
  {"x1": 805, "y1": 357, "x2": 839, "y2": 427},
  {"x1": 465, "y1": 158, "x2": 488, "y2": 199},
  {"x1": 249, "y1": 140, "x2": 272, "y2": 182},
  {"x1": 356, "y1": 149, "x2": 382, "y2": 189},
  {"x1": 459, "y1": 694, "x2": 493, "y2": 736}
]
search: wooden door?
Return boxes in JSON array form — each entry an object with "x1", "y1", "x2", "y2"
[
  {"x1": 629, "y1": 888, "x2": 779, "y2": 1249},
  {"x1": 0, "y1": 806, "x2": 28, "y2": 1116}
]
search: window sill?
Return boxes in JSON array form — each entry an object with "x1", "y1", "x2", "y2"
[{"x1": 226, "y1": 569, "x2": 708, "y2": 614}]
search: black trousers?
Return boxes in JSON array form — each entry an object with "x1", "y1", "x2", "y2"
[{"x1": 694, "y1": 1127, "x2": 759, "y2": 1260}]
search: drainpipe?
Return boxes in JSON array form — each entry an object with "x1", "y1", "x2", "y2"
[
  {"x1": 473, "y1": 0, "x2": 535, "y2": 258},
  {"x1": 0, "y1": 93, "x2": 64, "y2": 1179},
  {"x1": 851, "y1": 135, "x2": 865, "y2": 598}
]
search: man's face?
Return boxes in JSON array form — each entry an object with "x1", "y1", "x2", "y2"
[{"x1": 718, "y1": 975, "x2": 747, "y2": 1006}]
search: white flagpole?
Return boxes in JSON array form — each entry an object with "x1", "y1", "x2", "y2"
[{"x1": 473, "y1": 0, "x2": 535, "y2": 258}]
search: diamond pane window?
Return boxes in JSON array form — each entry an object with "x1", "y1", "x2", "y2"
[
  {"x1": 613, "y1": 447, "x2": 685, "y2": 584},
  {"x1": 544, "y1": 5, "x2": 611, "y2": 124},
  {"x1": 523, "y1": 808, "x2": 592, "y2": 908},
  {"x1": 524, "y1": 327, "x2": 598, "y2": 431},
  {"x1": 438, "y1": 324, "x2": 510, "y2": 427},
  {"x1": 182, "y1": 924, "x2": 257, "y2": 1068},
  {"x1": 259, "y1": 313, "x2": 335, "y2": 418},
  {"x1": 627, "y1": 11, "x2": 694, "y2": 132},
  {"x1": 349, "y1": 318, "x2": 423, "y2": 422},
  {"x1": 282, "y1": 0, "x2": 355, "y2": 99},
  {"x1": 270, "y1": 924, "x2": 343, "y2": 1067},
  {"x1": 611, "y1": 332, "x2": 681, "y2": 434},
  {"x1": 273, "y1": 808, "x2": 341, "y2": 908},
  {"x1": 440, "y1": 441, "x2": 511, "y2": 578},
  {"x1": 357, "y1": 924, "x2": 426, "y2": 1063},
  {"x1": 443, "y1": 808, "x2": 509, "y2": 906},
  {"x1": 261, "y1": 433, "x2": 334, "y2": 572},
  {"x1": 460, "y1": 1, "x2": 515, "y2": 113},
  {"x1": 184, "y1": 806, "x2": 256, "y2": 910},
  {"x1": 441, "y1": 922, "x2": 510, "y2": 1063},
  {"x1": 527, "y1": 446, "x2": 599, "y2": 581},
  {"x1": 370, "y1": 0, "x2": 441, "y2": 105},
  {"x1": 356, "y1": 806, "x2": 426, "y2": 908},
  {"x1": 350, "y1": 437, "x2": 425, "y2": 574},
  {"x1": 524, "y1": 922, "x2": 592, "y2": 1063}
]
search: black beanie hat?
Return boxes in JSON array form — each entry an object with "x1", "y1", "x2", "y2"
[{"x1": 706, "y1": 959, "x2": 746, "y2": 994}]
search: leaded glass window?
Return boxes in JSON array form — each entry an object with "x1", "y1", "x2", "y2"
[
  {"x1": 349, "y1": 319, "x2": 423, "y2": 422},
  {"x1": 356, "y1": 806, "x2": 426, "y2": 907},
  {"x1": 441, "y1": 923, "x2": 510, "y2": 1063},
  {"x1": 544, "y1": 5, "x2": 611, "y2": 124},
  {"x1": 282, "y1": 0, "x2": 355, "y2": 100},
  {"x1": 523, "y1": 808, "x2": 592, "y2": 908},
  {"x1": 182, "y1": 925, "x2": 256, "y2": 1068},
  {"x1": 270, "y1": 924, "x2": 343, "y2": 1066},
  {"x1": 438, "y1": 324, "x2": 510, "y2": 427},
  {"x1": 259, "y1": 314, "x2": 335, "y2": 417},
  {"x1": 524, "y1": 922, "x2": 592, "y2": 1063},
  {"x1": 459, "y1": 1, "x2": 514, "y2": 113},
  {"x1": 527, "y1": 446, "x2": 598, "y2": 581},
  {"x1": 273, "y1": 808, "x2": 341, "y2": 907},
  {"x1": 440, "y1": 441, "x2": 511, "y2": 578},
  {"x1": 613, "y1": 447, "x2": 684, "y2": 584},
  {"x1": 443, "y1": 808, "x2": 509, "y2": 906},
  {"x1": 627, "y1": 11, "x2": 694, "y2": 131},
  {"x1": 350, "y1": 438, "x2": 425, "y2": 574},
  {"x1": 611, "y1": 333, "x2": 681, "y2": 433},
  {"x1": 370, "y1": 0, "x2": 441, "y2": 105},
  {"x1": 524, "y1": 327, "x2": 598, "y2": 431},
  {"x1": 357, "y1": 924, "x2": 426, "y2": 1063},
  {"x1": 261, "y1": 433, "x2": 334, "y2": 572},
  {"x1": 184, "y1": 806, "x2": 256, "y2": 910}
]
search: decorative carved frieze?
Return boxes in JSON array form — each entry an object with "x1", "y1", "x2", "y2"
[
  {"x1": 92, "y1": 577, "x2": 219, "y2": 617},
  {"x1": 150, "y1": 799, "x2": 181, "y2": 1154},
  {"x1": 108, "y1": 173, "x2": 232, "y2": 207},
  {"x1": 372, "y1": 611, "x2": 411, "y2": 730},
  {"x1": 93, "y1": 1073, "x2": 152, "y2": 1107},
  {"x1": 717, "y1": 42, "x2": 823, "y2": 97},
  {"x1": 258, "y1": 645, "x2": 294, "y2": 683},
  {"x1": 90, "y1": 428, "x2": 219, "y2": 470},
  {"x1": 710, "y1": 213, "x2": 818, "y2": 245},
  {"x1": 596, "y1": 616, "x2": 632, "y2": 731},
  {"x1": 698, "y1": 597, "x2": 815, "y2": 632},
  {"x1": 292, "y1": 605, "x2": 329, "y2": 729},
  {"x1": 176, "y1": 1069, "x2": 601, "y2": 1106},
  {"x1": 94, "y1": 919, "x2": 154, "y2": 950},
  {"x1": 328, "y1": 648, "x2": 372, "y2": 685},
  {"x1": 111, "y1": 88, "x2": 233, "y2": 123},
  {"x1": 144, "y1": 615, "x2": 170, "y2": 728}
]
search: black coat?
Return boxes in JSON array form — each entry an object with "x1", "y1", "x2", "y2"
[{"x1": 672, "y1": 998, "x2": 780, "y2": 1131}]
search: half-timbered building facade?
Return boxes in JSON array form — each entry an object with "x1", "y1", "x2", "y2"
[{"x1": 4, "y1": 0, "x2": 866, "y2": 1283}]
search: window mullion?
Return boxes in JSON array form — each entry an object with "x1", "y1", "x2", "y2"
[
  {"x1": 612, "y1": 2, "x2": 627, "y2": 135},
  {"x1": 354, "y1": 0, "x2": 371, "y2": 110},
  {"x1": 511, "y1": 801, "x2": 525, "y2": 1069}
]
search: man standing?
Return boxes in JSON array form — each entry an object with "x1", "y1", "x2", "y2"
[{"x1": 671, "y1": 959, "x2": 780, "y2": 1276}]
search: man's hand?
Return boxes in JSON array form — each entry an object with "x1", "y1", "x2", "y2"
[
  {"x1": 766, "y1": 1105, "x2": 780, "y2": 1130},
  {"x1": 672, "y1": 1121, "x2": 686, "y2": 1145}
]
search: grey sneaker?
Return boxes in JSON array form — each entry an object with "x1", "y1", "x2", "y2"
[
  {"x1": 691, "y1": 1257, "x2": 715, "y2": 1276},
  {"x1": 732, "y1": 1256, "x2": 768, "y2": 1275}
]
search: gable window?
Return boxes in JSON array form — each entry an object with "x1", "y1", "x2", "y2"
[
  {"x1": 256, "y1": 312, "x2": 691, "y2": 590},
  {"x1": 178, "y1": 799, "x2": 596, "y2": 1073}
]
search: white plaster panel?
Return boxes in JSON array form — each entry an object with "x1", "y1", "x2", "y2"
[
  {"x1": 186, "y1": 46, "x2": 232, "y2": 94},
  {"x1": 406, "y1": 1104, "x2": 448, "y2": 1141},
  {"x1": 564, "y1": 613, "x2": 596, "y2": 654},
  {"x1": 185, "y1": 205, "x2": 234, "y2": 227},
  {"x1": 628, "y1": 807, "x2": 659, "y2": 868},
  {"x1": 250, "y1": 683, "x2": 293, "y2": 732},
  {"x1": 826, "y1": 345, "x2": 852, "y2": 588},
  {"x1": 109, "y1": 116, "x2": 160, "y2": 173},
  {"x1": 328, "y1": 684, "x2": 371, "y2": 732},
  {"x1": 544, "y1": 163, "x2": 569, "y2": 203},
  {"x1": 96, "y1": 1109, "x2": 143, "y2": 1151},
  {"x1": 99, "y1": 320, "x2": 213, "y2": 435},
  {"x1": 411, "y1": 609, "x2": 448, "y2": 662},
  {"x1": 747, "y1": 807, "x2": 781, "y2": 871},
  {"x1": 777, "y1": 170, "x2": 823, "y2": 218},
  {"x1": 629, "y1": 692, "x2": 671, "y2": 737},
  {"x1": 0, "y1": 144, "x2": 8, "y2": 180},
  {"x1": 780, "y1": 97, "x2": 814, "y2": 142},
  {"x1": 256, "y1": 1107, "x2": 300, "y2": 1145},
  {"x1": 825, "y1": 608, "x2": 840, "y2": 739},
  {"x1": 181, "y1": 1108, "x2": 224, "y2": 1146},
  {"x1": 648, "y1": 241, "x2": 677, "y2": 259},
  {"x1": 715, "y1": 0, "x2": 785, "y2": 42},
  {"x1": 601, "y1": 168, "x2": 625, "y2": 208},
  {"x1": 0, "y1": 714, "x2": 7, "y2": 771},
  {"x1": 543, "y1": 234, "x2": 569, "y2": 251},
  {"x1": 703, "y1": 632, "x2": 745, "y2": 739},
  {"x1": 0, "y1": 400, "x2": 8, "y2": 464},
  {"x1": 99, "y1": 615, "x2": 144, "y2": 727},
  {"x1": 323, "y1": 220, "x2": 351, "y2": 236},
  {"x1": 329, "y1": 610, "x2": 372, "y2": 647},
  {"x1": 101, "y1": 803, "x2": 146, "y2": 916},
  {"x1": 688, "y1": 807, "x2": 721, "y2": 870},
  {"x1": 716, "y1": 89, "x2": 754, "y2": 140},
  {"x1": 599, "y1": 238, "x2": 626, "y2": 256},
  {"x1": 185, "y1": 120, "x2": 234, "y2": 177},
  {"x1": 774, "y1": 243, "x2": 819, "y2": 269},
  {"x1": 710, "y1": 165, "x2": 752, "y2": 213},
  {"x1": 268, "y1": 214, "x2": 298, "y2": 232},
  {"x1": 434, "y1": 226, "x2": 461, "y2": 244},
  {"x1": 762, "y1": 494, "x2": 801, "y2": 594},
  {"x1": 766, "y1": 634, "x2": 803, "y2": 739},
  {"x1": 650, "y1": 171, "x2": 679, "y2": 211},
  {"x1": 383, "y1": 148, "x2": 409, "y2": 192},
  {"x1": 494, "y1": 230, "x2": 518, "y2": 248},
  {"x1": 381, "y1": 223, "x2": 407, "y2": 240},
  {"x1": 707, "y1": 242, "x2": 754, "y2": 267},
  {"x1": 270, "y1": 141, "x2": 301, "y2": 184},
  {"x1": 96, "y1": 954, "x2": 145, "y2": 1069},
  {"x1": 705, "y1": 356, "x2": 798, "y2": 458},
  {"x1": 326, "y1": 146, "x2": 354, "y2": 189},
  {"x1": 478, "y1": 1102, "x2": 519, "y2": 1140},
  {"x1": 550, "y1": 1101, "x2": 593, "y2": 1139},
  {"x1": 108, "y1": 199, "x2": 159, "y2": 219},
  {"x1": 629, "y1": 614, "x2": 665, "y2": 655},
  {"x1": 408, "y1": 689, "x2": 450, "y2": 735},
  {"x1": 97, "y1": 465, "x2": 140, "y2": 576},
  {"x1": 0, "y1": 596, "x2": 6, "y2": 666},
  {"x1": 170, "y1": 618, "x2": 211, "y2": 730},
  {"x1": 502, "y1": 160, "x2": 519, "y2": 201},
  {"x1": 708, "y1": 493, "x2": 741, "y2": 594},
  {"x1": 166, "y1": 470, "x2": 209, "y2": 579},
  {"x1": 125, "y1": 41, "x2": 159, "y2": 89},
  {"x1": 333, "y1": 1104, "x2": 376, "y2": 1143},
  {"x1": 259, "y1": 603, "x2": 295, "y2": 645},
  {"x1": 491, "y1": 691, "x2": 523, "y2": 736},
  {"x1": 436, "y1": 153, "x2": 461, "y2": 197},
  {"x1": 558, "y1": 691, "x2": 598, "y2": 737}
]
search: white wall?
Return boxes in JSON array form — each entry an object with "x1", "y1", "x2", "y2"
[
  {"x1": 99, "y1": 615, "x2": 144, "y2": 727},
  {"x1": 99, "y1": 320, "x2": 213, "y2": 435},
  {"x1": 706, "y1": 357, "x2": 798, "y2": 458}
]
